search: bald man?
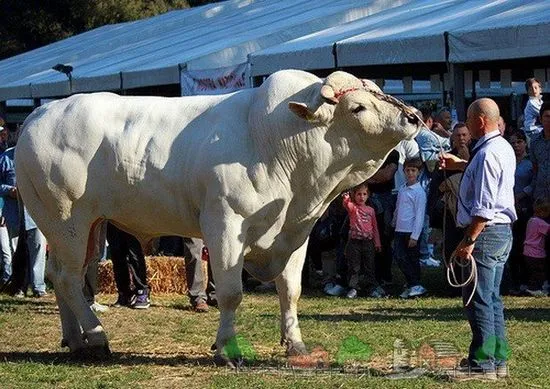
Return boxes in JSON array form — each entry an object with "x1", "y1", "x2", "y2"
[{"x1": 441, "y1": 98, "x2": 516, "y2": 380}]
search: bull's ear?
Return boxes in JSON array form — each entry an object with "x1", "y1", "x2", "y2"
[{"x1": 288, "y1": 102, "x2": 317, "y2": 121}]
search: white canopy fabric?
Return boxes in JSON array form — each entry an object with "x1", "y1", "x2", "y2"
[
  {"x1": 3, "y1": 0, "x2": 550, "y2": 101},
  {"x1": 249, "y1": 0, "x2": 413, "y2": 75},
  {"x1": 448, "y1": 0, "x2": 550, "y2": 63},
  {"x1": 336, "y1": 0, "x2": 528, "y2": 67},
  {"x1": 0, "y1": 0, "x2": 408, "y2": 100},
  {"x1": 251, "y1": 0, "x2": 532, "y2": 75}
]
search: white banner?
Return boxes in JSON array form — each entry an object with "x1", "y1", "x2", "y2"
[{"x1": 180, "y1": 63, "x2": 248, "y2": 96}]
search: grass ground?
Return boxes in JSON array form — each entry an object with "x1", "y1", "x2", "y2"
[{"x1": 1, "y1": 267, "x2": 550, "y2": 388}]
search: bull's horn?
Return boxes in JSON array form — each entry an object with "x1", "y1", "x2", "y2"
[{"x1": 320, "y1": 85, "x2": 339, "y2": 104}]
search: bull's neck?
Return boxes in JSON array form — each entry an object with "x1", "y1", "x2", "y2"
[{"x1": 265, "y1": 126, "x2": 381, "y2": 223}]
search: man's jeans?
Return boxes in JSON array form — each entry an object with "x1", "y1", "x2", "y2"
[
  {"x1": 0, "y1": 226, "x2": 15, "y2": 283},
  {"x1": 27, "y1": 228, "x2": 47, "y2": 294},
  {"x1": 462, "y1": 224, "x2": 512, "y2": 371},
  {"x1": 183, "y1": 238, "x2": 216, "y2": 306}
]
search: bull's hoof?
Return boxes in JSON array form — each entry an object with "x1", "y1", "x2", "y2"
[
  {"x1": 285, "y1": 341, "x2": 308, "y2": 356},
  {"x1": 213, "y1": 353, "x2": 244, "y2": 369}
]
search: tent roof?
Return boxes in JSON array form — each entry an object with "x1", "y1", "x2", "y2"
[
  {"x1": 448, "y1": 0, "x2": 550, "y2": 63},
  {"x1": 3, "y1": 0, "x2": 550, "y2": 101},
  {"x1": 250, "y1": 0, "x2": 546, "y2": 75},
  {"x1": 0, "y1": 0, "x2": 404, "y2": 100}
]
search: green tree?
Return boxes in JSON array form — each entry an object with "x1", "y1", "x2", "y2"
[{"x1": 0, "y1": 0, "x2": 201, "y2": 59}]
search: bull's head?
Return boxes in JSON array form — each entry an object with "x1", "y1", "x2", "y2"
[{"x1": 288, "y1": 71, "x2": 422, "y2": 150}]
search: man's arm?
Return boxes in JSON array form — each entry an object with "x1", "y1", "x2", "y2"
[
  {"x1": 439, "y1": 153, "x2": 467, "y2": 171},
  {"x1": 0, "y1": 156, "x2": 16, "y2": 196},
  {"x1": 410, "y1": 189, "x2": 427, "y2": 242}
]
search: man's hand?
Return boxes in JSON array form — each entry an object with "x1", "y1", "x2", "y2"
[
  {"x1": 8, "y1": 187, "x2": 17, "y2": 199},
  {"x1": 408, "y1": 239, "x2": 417, "y2": 248},
  {"x1": 439, "y1": 152, "x2": 467, "y2": 171},
  {"x1": 453, "y1": 239, "x2": 475, "y2": 261}
]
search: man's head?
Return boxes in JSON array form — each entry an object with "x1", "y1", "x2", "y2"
[
  {"x1": 540, "y1": 102, "x2": 550, "y2": 133},
  {"x1": 525, "y1": 78, "x2": 542, "y2": 98},
  {"x1": 452, "y1": 122, "x2": 471, "y2": 149},
  {"x1": 434, "y1": 107, "x2": 452, "y2": 131},
  {"x1": 466, "y1": 98, "x2": 500, "y2": 139},
  {"x1": 418, "y1": 105, "x2": 433, "y2": 129}
]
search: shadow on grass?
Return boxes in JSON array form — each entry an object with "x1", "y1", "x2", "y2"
[
  {"x1": 0, "y1": 350, "x2": 213, "y2": 367},
  {"x1": 259, "y1": 306, "x2": 550, "y2": 323},
  {"x1": 0, "y1": 351, "x2": 453, "y2": 382},
  {"x1": 0, "y1": 350, "x2": 285, "y2": 369},
  {"x1": 0, "y1": 298, "x2": 57, "y2": 306},
  {"x1": 0, "y1": 298, "x2": 58, "y2": 315}
]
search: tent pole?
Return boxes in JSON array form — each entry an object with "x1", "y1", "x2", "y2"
[{"x1": 452, "y1": 63, "x2": 465, "y2": 121}]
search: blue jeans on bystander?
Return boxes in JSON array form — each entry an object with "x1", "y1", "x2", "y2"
[{"x1": 462, "y1": 224, "x2": 512, "y2": 372}]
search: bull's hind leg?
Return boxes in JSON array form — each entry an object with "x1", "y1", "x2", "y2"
[
  {"x1": 47, "y1": 250, "x2": 85, "y2": 351},
  {"x1": 49, "y1": 220, "x2": 110, "y2": 357},
  {"x1": 275, "y1": 240, "x2": 308, "y2": 356}
]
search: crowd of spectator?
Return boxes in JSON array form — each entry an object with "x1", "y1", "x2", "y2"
[{"x1": 313, "y1": 78, "x2": 549, "y2": 299}]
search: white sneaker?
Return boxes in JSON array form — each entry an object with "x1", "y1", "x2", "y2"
[
  {"x1": 408, "y1": 285, "x2": 427, "y2": 298},
  {"x1": 420, "y1": 257, "x2": 441, "y2": 267},
  {"x1": 90, "y1": 302, "x2": 109, "y2": 313},
  {"x1": 399, "y1": 288, "x2": 410, "y2": 299},
  {"x1": 326, "y1": 284, "x2": 346, "y2": 296},
  {"x1": 346, "y1": 288, "x2": 358, "y2": 299}
]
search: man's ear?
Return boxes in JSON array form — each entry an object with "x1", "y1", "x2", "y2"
[{"x1": 289, "y1": 102, "x2": 317, "y2": 121}]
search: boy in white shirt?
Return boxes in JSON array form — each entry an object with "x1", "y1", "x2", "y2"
[
  {"x1": 392, "y1": 158, "x2": 427, "y2": 298},
  {"x1": 523, "y1": 78, "x2": 543, "y2": 142}
]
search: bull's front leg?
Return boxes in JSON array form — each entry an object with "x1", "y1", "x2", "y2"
[
  {"x1": 275, "y1": 240, "x2": 308, "y2": 356},
  {"x1": 202, "y1": 213, "x2": 245, "y2": 366}
]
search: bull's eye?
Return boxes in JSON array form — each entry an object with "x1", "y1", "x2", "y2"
[{"x1": 352, "y1": 104, "x2": 366, "y2": 114}]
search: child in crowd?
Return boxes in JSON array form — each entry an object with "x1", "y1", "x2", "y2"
[
  {"x1": 523, "y1": 78, "x2": 544, "y2": 142},
  {"x1": 524, "y1": 198, "x2": 550, "y2": 296},
  {"x1": 392, "y1": 158, "x2": 427, "y2": 299},
  {"x1": 342, "y1": 183, "x2": 383, "y2": 298}
]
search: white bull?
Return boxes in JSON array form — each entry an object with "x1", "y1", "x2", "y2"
[{"x1": 15, "y1": 69, "x2": 421, "y2": 361}]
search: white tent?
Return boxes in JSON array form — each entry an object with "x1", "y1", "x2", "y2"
[
  {"x1": 250, "y1": 0, "x2": 532, "y2": 76},
  {"x1": 336, "y1": 0, "x2": 526, "y2": 67},
  {"x1": 0, "y1": 0, "x2": 405, "y2": 100},
  {"x1": 448, "y1": 0, "x2": 550, "y2": 63}
]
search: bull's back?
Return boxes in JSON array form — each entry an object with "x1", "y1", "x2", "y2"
[{"x1": 16, "y1": 91, "x2": 255, "y2": 237}]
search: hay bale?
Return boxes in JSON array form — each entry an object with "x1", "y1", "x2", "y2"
[{"x1": 98, "y1": 256, "x2": 188, "y2": 294}]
